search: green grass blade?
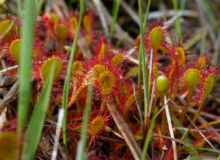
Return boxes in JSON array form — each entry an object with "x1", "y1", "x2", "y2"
[
  {"x1": 200, "y1": 26, "x2": 207, "y2": 55},
  {"x1": 62, "y1": 0, "x2": 84, "y2": 152},
  {"x1": 172, "y1": 0, "x2": 182, "y2": 37},
  {"x1": 141, "y1": 107, "x2": 158, "y2": 160},
  {"x1": 21, "y1": 63, "x2": 56, "y2": 160},
  {"x1": 185, "y1": 28, "x2": 206, "y2": 49},
  {"x1": 137, "y1": 0, "x2": 151, "y2": 119},
  {"x1": 138, "y1": 0, "x2": 149, "y2": 124},
  {"x1": 16, "y1": 0, "x2": 23, "y2": 18},
  {"x1": 180, "y1": 0, "x2": 186, "y2": 10},
  {"x1": 37, "y1": 0, "x2": 45, "y2": 17},
  {"x1": 17, "y1": 0, "x2": 35, "y2": 136},
  {"x1": 110, "y1": 0, "x2": 120, "y2": 40},
  {"x1": 178, "y1": 147, "x2": 220, "y2": 154},
  {"x1": 115, "y1": 32, "x2": 127, "y2": 47},
  {"x1": 143, "y1": 0, "x2": 152, "y2": 30},
  {"x1": 76, "y1": 84, "x2": 93, "y2": 160},
  {"x1": 203, "y1": 0, "x2": 218, "y2": 33}
]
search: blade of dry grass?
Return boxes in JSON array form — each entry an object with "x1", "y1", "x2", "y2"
[
  {"x1": 164, "y1": 96, "x2": 177, "y2": 160},
  {"x1": 107, "y1": 95, "x2": 142, "y2": 160}
]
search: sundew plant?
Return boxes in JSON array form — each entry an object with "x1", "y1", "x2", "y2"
[{"x1": 0, "y1": 0, "x2": 220, "y2": 160}]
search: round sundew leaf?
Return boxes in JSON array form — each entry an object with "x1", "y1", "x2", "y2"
[
  {"x1": 111, "y1": 54, "x2": 123, "y2": 67},
  {"x1": 33, "y1": 48, "x2": 41, "y2": 58},
  {"x1": 90, "y1": 116, "x2": 105, "y2": 136},
  {"x1": 41, "y1": 57, "x2": 62, "y2": 83},
  {"x1": 203, "y1": 73, "x2": 214, "y2": 97},
  {"x1": 0, "y1": 20, "x2": 14, "y2": 35},
  {"x1": 72, "y1": 61, "x2": 83, "y2": 76},
  {"x1": 84, "y1": 34, "x2": 92, "y2": 46},
  {"x1": 196, "y1": 57, "x2": 206, "y2": 68},
  {"x1": 93, "y1": 64, "x2": 108, "y2": 76},
  {"x1": 69, "y1": 16, "x2": 78, "y2": 37},
  {"x1": 10, "y1": 39, "x2": 21, "y2": 64},
  {"x1": 98, "y1": 71, "x2": 115, "y2": 95},
  {"x1": 184, "y1": 69, "x2": 201, "y2": 90},
  {"x1": 156, "y1": 76, "x2": 169, "y2": 95},
  {"x1": 0, "y1": 0, "x2": 6, "y2": 6},
  {"x1": 99, "y1": 44, "x2": 109, "y2": 60},
  {"x1": 49, "y1": 13, "x2": 59, "y2": 26},
  {"x1": 83, "y1": 14, "x2": 92, "y2": 34},
  {"x1": 175, "y1": 47, "x2": 185, "y2": 66},
  {"x1": 159, "y1": 45, "x2": 168, "y2": 53},
  {"x1": 56, "y1": 24, "x2": 68, "y2": 42},
  {"x1": 149, "y1": 27, "x2": 163, "y2": 52},
  {"x1": 0, "y1": 132, "x2": 18, "y2": 160}
]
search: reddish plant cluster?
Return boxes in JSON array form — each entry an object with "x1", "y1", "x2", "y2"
[{"x1": 0, "y1": 7, "x2": 220, "y2": 160}]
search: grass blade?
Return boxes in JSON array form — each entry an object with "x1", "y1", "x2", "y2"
[
  {"x1": 200, "y1": 26, "x2": 207, "y2": 55},
  {"x1": 17, "y1": 0, "x2": 35, "y2": 136},
  {"x1": 172, "y1": 0, "x2": 182, "y2": 37},
  {"x1": 76, "y1": 84, "x2": 93, "y2": 160},
  {"x1": 138, "y1": 0, "x2": 149, "y2": 124},
  {"x1": 110, "y1": 0, "x2": 120, "y2": 40},
  {"x1": 178, "y1": 147, "x2": 220, "y2": 154},
  {"x1": 62, "y1": 0, "x2": 84, "y2": 152},
  {"x1": 37, "y1": 0, "x2": 45, "y2": 17},
  {"x1": 141, "y1": 107, "x2": 158, "y2": 160},
  {"x1": 21, "y1": 63, "x2": 56, "y2": 160},
  {"x1": 16, "y1": 0, "x2": 23, "y2": 18}
]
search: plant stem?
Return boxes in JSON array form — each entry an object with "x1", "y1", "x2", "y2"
[
  {"x1": 192, "y1": 96, "x2": 206, "y2": 124},
  {"x1": 188, "y1": 95, "x2": 206, "y2": 132},
  {"x1": 179, "y1": 89, "x2": 193, "y2": 123},
  {"x1": 160, "y1": 95, "x2": 166, "y2": 132}
]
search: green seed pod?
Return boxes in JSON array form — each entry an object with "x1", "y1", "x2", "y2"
[{"x1": 156, "y1": 76, "x2": 169, "y2": 95}]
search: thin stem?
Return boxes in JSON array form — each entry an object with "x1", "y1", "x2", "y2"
[
  {"x1": 188, "y1": 96, "x2": 206, "y2": 132},
  {"x1": 160, "y1": 95, "x2": 166, "y2": 132},
  {"x1": 198, "y1": 119, "x2": 220, "y2": 130},
  {"x1": 46, "y1": 107, "x2": 52, "y2": 120},
  {"x1": 192, "y1": 96, "x2": 206, "y2": 124},
  {"x1": 179, "y1": 89, "x2": 193, "y2": 123}
]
